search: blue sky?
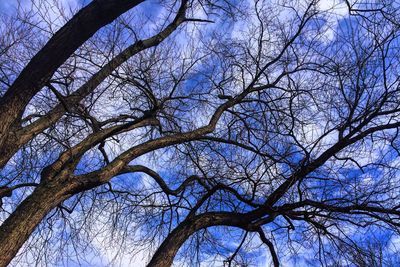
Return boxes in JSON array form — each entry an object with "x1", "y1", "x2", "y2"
[{"x1": 2, "y1": 0, "x2": 400, "y2": 266}]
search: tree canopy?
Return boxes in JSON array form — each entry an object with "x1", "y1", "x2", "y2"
[{"x1": 1, "y1": 0, "x2": 400, "y2": 266}]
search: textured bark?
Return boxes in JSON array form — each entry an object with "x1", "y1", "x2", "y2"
[
  {"x1": 0, "y1": 0, "x2": 187, "y2": 169},
  {"x1": 0, "y1": 2, "x2": 192, "y2": 263},
  {"x1": 0, "y1": 182, "x2": 70, "y2": 266},
  {"x1": 0, "y1": 0, "x2": 144, "y2": 151},
  {"x1": 147, "y1": 212, "x2": 249, "y2": 267},
  {"x1": 0, "y1": 134, "x2": 18, "y2": 169}
]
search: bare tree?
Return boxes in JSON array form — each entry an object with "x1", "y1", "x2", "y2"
[{"x1": 1, "y1": 0, "x2": 400, "y2": 266}]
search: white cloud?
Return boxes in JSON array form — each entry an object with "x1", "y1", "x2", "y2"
[{"x1": 317, "y1": 0, "x2": 349, "y2": 42}]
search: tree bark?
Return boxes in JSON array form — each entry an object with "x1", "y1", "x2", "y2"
[
  {"x1": 0, "y1": 0, "x2": 144, "y2": 151},
  {"x1": 147, "y1": 212, "x2": 249, "y2": 267},
  {"x1": 0, "y1": 0, "x2": 187, "y2": 169},
  {"x1": 0, "y1": 182, "x2": 70, "y2": 266}
]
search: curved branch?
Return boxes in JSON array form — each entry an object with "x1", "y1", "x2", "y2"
[
  {"x1": 147, "y1": 212, "x2": 252, "y2": 267},
  {"x1": 120, "y1": 165, "x2": 203, "y2": 196}
]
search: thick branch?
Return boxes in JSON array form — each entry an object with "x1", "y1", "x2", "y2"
[
  {"x1": 0, "y1": 0, "x2": 189, "y2": 168},
  {"x1": 147, "y1": 212, "x2": 252, "y2": 267},
  {"x1": 0, "y1": 0, "x2": 145, "y2": 151}
]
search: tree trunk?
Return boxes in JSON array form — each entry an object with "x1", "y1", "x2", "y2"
[
  {"x1": 0, "y1": 0, "x2": 144, "y2": 151},
  {"x1": 147, "y1": 212, "x2": 248, "y2": 267},
  {"x1": 0, "y1": 183, "x2": 69, "y2": 266}
]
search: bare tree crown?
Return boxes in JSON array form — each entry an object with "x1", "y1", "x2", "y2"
[{"x1": 1, "y1": 0, "x2": 400, "y2": 266}]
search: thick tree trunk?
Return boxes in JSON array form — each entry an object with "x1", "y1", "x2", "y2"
[
  {"x1": 0, "y1": 0, "x2": 144, "y2": 151},
  {"x1": 0, "y1": 0, "x2": 186, "y2": 170},
  {"x1": 0, "y1": 183, "x2": 69, "y2": 266},
  {"x1": 147, "y1": 212, "x2": 249, "y2": 267},
  {"x1": 0, "y1": 135, "x2": 17, "y2": 169}
]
